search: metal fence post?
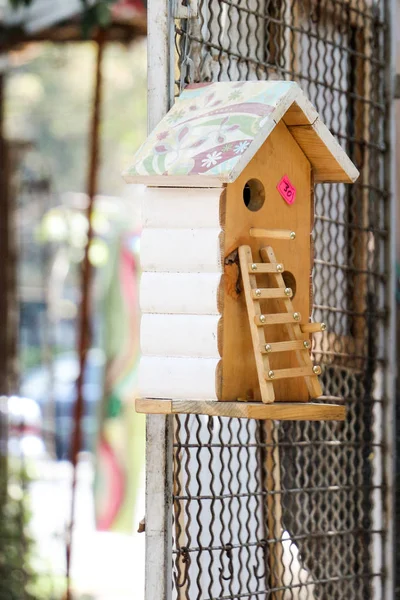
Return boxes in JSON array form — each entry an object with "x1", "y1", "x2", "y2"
[
  {"x1": 145, "y1": 1, "x2": 175, "y2": 599},
  {"x1": 383, "y1": 0, "x2": 397, "y2": 597},
  {"x1": 145, "y1": 414, "x2": 174, "y2": 600}
]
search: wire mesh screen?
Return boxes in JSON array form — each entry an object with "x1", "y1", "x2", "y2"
[{"x1": 172, "y1": 1, "x2": 390, "y2": 598}]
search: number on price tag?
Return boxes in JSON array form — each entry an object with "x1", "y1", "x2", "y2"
[{"x1": 277, "y1": 175, "x2": 296, "y2": 205}]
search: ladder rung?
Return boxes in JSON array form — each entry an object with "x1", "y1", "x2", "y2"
[
  {"x1": 301, "y1": 322, "x2": 327, "y2": 333},
  {"x1": 250, "y1": 228, "x2": 296, "y2": 240},
  {"x1": 251, "y1": 288, "x2": 292, "y2": 299},
  {"x1": 265, "y1": 366, "x2": 315, "y2": 380},
  {"x1": 254, "y1": 313, "x2": 301, "y2": 326},
  {"x1": 247, "y1": 262, "x2": 284, "y2": 274},
  {"x1": 260, "y1": 340, "x2": 310, "y2": 353}
]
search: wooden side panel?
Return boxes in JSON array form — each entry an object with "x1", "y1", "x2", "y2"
[
  {"x1": 139, "y1": 356, "x2": 221, "y2": 400},
  {"x1": 140, "y1": 272, "x2": 223, "y2": 315},
  {"x1": 222, "y1": 120, "x2": 312, "y2": 402},
  {"x1": 141, "y1": 314, "x2": 221, "y2": 358}
]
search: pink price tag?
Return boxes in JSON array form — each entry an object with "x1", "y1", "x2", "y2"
[{"x1": 277, "y1": 175, "x2": 296, "y2": 205}]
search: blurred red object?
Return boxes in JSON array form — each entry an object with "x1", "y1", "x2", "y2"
[{"x1": 112, "y1": 0, "x2": 146, "y2": 20}]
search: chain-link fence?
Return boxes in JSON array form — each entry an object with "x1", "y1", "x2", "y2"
[{"x1": 171, "y1": 1, "x2": 392, "y2": 598}]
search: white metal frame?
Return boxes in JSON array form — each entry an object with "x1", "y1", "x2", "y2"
[{"x1": 145, "y1": 1, "x2": 175, "y2": 599}]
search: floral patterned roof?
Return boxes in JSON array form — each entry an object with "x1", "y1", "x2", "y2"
[{"x1": 123, "y1": 81, "x2": 358, "y2": 186}]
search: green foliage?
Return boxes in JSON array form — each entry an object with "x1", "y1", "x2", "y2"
[
  {"x1": 0, "y1": 459, "x2": 64, "y2": 599},
  {"x1": 9, "y1": 0, "x2": 32, "y2": 8},
  {"x1": 81, "y1": 0, "x2": 120, "y2": 38},
  {"x1": 0, "y1": 464, "x2": 36, "y2": 600}
]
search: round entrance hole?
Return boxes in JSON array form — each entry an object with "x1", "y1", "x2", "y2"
[
  {"x1": 243, "y1": 179, "x2": 265, "y2": 212},
  {"x1": 282, "y1": 271, "x2": 297, "y2": 299}
]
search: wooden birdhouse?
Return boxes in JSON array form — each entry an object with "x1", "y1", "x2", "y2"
[{"x1": 124, "y1": 81, "x2": 359, "y2": 420}]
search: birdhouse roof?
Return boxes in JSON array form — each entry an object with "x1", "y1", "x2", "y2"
[{"x1": 123, "y1": 81, "x2": 359, "y2": 187}]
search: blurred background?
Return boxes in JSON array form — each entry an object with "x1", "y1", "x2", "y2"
[
  {"x1": 0, "y1": 1, "x2": 399, "y2": 599},
  {"x1": 0, "y1": 1, "x2": 147, "y2": 598}
]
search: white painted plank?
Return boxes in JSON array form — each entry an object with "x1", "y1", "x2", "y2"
[
  {"x1": 139, "y1": 356, "x2": 220, "y2": 400},
  {"x1": 142, "y1": 187, "x2": 223, "y2": 229},
  {"x1": 140, "y1": 272, "x2": 222, "y2": 315},
  {"x1": 141, "y1": 228, "x2": 223, "y2": 273},
  {"x1": 141, "y1": 314, "x2": 221, "y2": 358}
]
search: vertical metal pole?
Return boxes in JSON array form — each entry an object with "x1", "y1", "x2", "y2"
[
  {"x1": 383, "y1": 0, "x2": 397, "y2": 597},
  {"x1": 148, "y1": 0, "x2": 175, "y2": 132},
  {"x1": 145, "y1": 414, "x2": 174, "y2": 600},
  {"x1": 146, "y1": 2, "x2": 174, "y2": 600}
]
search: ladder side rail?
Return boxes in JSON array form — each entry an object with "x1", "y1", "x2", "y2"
[
  {"x1": 260, "y1": 246, "x2": 322, "y2": 398},
  {"x1": 238, "y1": 245, "x2": 275, "y2": 403}
]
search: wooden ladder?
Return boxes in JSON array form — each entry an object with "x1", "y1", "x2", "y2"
[{"x1": 238, "y1": 244, "x2": 323, "y2": 404}]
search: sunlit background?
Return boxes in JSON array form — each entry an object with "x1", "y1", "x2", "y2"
[{"x1": 1, "y1": 19, "x2": 147, "y2": 600}]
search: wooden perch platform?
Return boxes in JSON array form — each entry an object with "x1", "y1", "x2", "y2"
[{"x1": 136, "y1": 399, "x2": 346, "y2": 421}]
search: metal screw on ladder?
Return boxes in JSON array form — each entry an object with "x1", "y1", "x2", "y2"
[
  {"x1": 284, "y1": 287, "x2": 292, "y2": 297},
  {"x1": 255, "y1": 288, "x2": 261, "y2": 297},
  {"x1": 303, "y1": 340, "x2": 310, "y2": 349},
  {"x1": 276, "y1": 263, "x2": 284, "y2": 273},
  {"x1": 321, "y1": 322, "x2": 327, "y2": 331},
  {"x1": 268, "y1": 370, "x2": 275, "y2": 379},
  {"x1": 259, "y1": 315, "x2": 266, "y2": 323},
  {"x1": 264, "y1": 344, "x2": 272, "y2": 353},
  {"x1": 289, "y1": 231, "x2": 296, "y2": 240},
  {"x1": 251, "y1": 263, "x2": 257, "y2": 271},
  {"x1": 293, "y1": 312, "x2": 301, "y2": 321},
  {"x1": 313, "y1": 365, "x2": 322, "y2": 375}
]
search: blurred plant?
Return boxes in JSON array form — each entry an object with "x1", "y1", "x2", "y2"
[
  {"x1": 37, "y1": 200, "x2": 122, "y2": 268},
  {"x1": 8, "y1": 0, "x2": 120, "y2": 37},
  {"x1": 1, "y1": 457, "x2": 64, "y2": 599},
  {"x1": 0, "y1": 461, "x2": 36, "y2": 599},
  {"x1": 8, "y1": 0, "x2": 31, "y2": 7},
  {"x1": 9, "y1": 0, "x2": 32, "y2": 10},
  {"x1": 81, "y1": 0, "x2": 120, "y2": 37}
]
